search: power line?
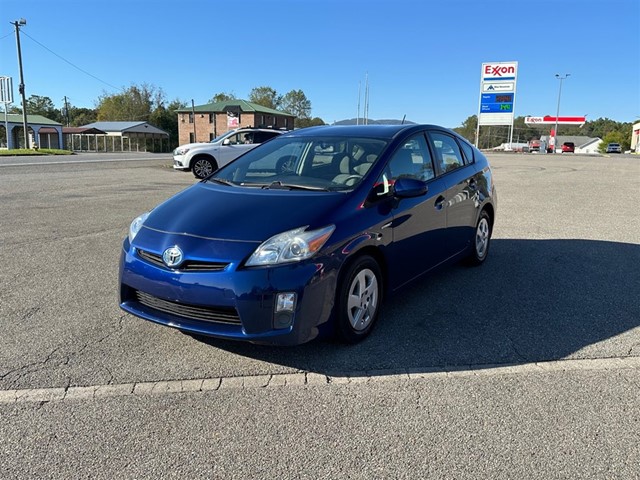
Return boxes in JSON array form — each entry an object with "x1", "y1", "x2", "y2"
[{"x1": 20, "y1": 31, "x2": 122, "y2": 92}]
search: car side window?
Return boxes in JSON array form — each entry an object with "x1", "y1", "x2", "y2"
[
  {"x1": 458, "y1": 139, "x2": 475, "y2": 164},
  {"x1": 372, "y1": 134, "x2": 435, "y2": 198},
  {"x1": 226, "y1": 133, "x2": 243, "y2": 145},
  {"x1": 388, "y1": 134, "x2": 435, "y2": 182},
  {"x1": 253, "y1": 131, "x2": 278, "y2": 143},
  {"x1": 430, "y1": 132, "x2": 465, "y2": 173}
]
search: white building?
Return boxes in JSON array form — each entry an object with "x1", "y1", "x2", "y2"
[{"x1": 632, "y1": 121, "x2": 640, "y2": 153}]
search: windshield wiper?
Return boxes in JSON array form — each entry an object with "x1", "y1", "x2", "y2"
[
  {"x1": 206, "y1": 177, "x2": 235, "y2": 186},
  {"x1": 266, "y1": 181, "x2": 329, "y2": 191},
  {"x1": 239, "y1": 181, "x2": 328, "y2": 191}
]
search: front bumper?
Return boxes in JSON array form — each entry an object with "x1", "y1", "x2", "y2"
[
  {"x1": 173, "y1": 155, "x2": 189, "y2": 170},
  {"x1": 119, "y1": 238, "x2": 338, "y2": 346}
]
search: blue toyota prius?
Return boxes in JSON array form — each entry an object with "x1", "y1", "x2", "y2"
[{"x1": 119, "y1": 125, "x2": 496, "y2": 345}]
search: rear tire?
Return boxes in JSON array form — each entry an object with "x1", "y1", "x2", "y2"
[
  {"x1": 192, "y1": 157, "x2": 217, "y2": 179},
  {"x1": 467, "y1": 210, "x2": 492, "y2": 266},
  {"x1": 335, "y1": 256, "x2": 382, "y2": 344}
]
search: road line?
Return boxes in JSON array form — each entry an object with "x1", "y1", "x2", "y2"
[
  {"x1": 1, "y1": 356, "x2": 638, "y2": 405},
  {"x1": 0, "y1": 157, "x2": 168, "y2": 167}
]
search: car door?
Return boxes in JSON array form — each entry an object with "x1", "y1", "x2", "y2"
[
  {"x1": 428, "y1": 131, "x2": 480, "y2": 257},
  {"x1": 375, "y1": 133, "x2": 448, "y2": 290},
  {"x1": 218, "y1": 132, "x2": 256, "y2": 166}
]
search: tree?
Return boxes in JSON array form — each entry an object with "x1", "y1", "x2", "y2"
[
  {"x1": 68, "y1": 107, "x2": 97, "y2": 126},
  {"x1": 249, "y1": 86, "x2": 282, "y2": 109},
  {"x1": 281, "y1": 89, "x2": 311, "y2": 120},
  {"x1": 26, "y1": 95, "x2": 61, "y2": 122},
  {"x1": 295, "y1": 117, "x2": 325, "y2": 129},
  {"x1": 208, "y1": 92, "x2": 236, "y2": 103},
  {"x1": 454, "y1": 115, "x2": 477, "y2": 143},
  {"x1": 7, "y1": 94, "x2": 61, "y2": 122},
  {"x1": 149, "y1": 99, "x2": 187, "y2": 149},
  {"x1": 96, "y1": 83, "x2": 165, "y2": 121}
]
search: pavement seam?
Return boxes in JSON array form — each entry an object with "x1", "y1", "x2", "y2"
[{"x1": 1, "y1": 356, "x2": 638, "y2": 405}]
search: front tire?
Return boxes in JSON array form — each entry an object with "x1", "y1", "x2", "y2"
[
  {"x1": 192, "y1": 157, "x2": 217, "y2": 179},
  {"x1": 467, "y1": 210, "x2": 492, "y2": 266},
  {"x1": 336, "y1": 256, "x2": 382, "y2": 344}
]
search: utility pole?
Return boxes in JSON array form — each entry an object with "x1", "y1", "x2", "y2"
[
  {"x1": 12, "y1": 18, "x2": 28, "y2": 148},
  {"x1": 191, "y1": 99, "x2": 197, "y2": 142},
  {"x1": 364, "y1": 73, "x2": 369, "y2": 125},
  {"x1": 63, "y1": 96, "x2": 70, "y2": 126},
  {"x1": 553, "y1": 73, "x2": 570, "y2": 153}
]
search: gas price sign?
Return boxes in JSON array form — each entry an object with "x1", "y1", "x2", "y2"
[
  {"x1": 477, "y1": 61, "x2": 518, "y2": 127},
  {"x1": 480, "y1": 93, "x2": 514, "y2": 113}
]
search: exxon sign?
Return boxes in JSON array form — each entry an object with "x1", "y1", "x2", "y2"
[{"x1": 482, "y1": 62, "x2": 517, "y2": 81}]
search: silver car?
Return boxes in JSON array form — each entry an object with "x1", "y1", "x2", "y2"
[
  {"x1": 606, "y1": 143, "x2": 622, "y2": 154},
  {"x1": 173, "y1": 128, "x2": 284, "y2": 178}
]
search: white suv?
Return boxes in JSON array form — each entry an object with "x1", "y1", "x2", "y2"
[{"x1": 173, "y1": 128, "x2": 284, "y2": 178}]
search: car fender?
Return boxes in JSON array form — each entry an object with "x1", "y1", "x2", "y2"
[{"x1": 187, "y1": 149, "x2": 218, "y2": 169}]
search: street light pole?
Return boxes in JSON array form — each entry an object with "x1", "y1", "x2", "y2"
[
  {"x1": 12, "y1": 18, "x2": 29, "y2": 149},
  {"x1": 553, "y1": 73, "x2": 570, "y2": 154}
]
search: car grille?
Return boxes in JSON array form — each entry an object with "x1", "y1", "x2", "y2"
[
  {"x1": 136, "y1": 249, "x2": 229, "y2": 272},
  {"x1": 134, "y1": 290, "x2": 241, "y2": 325}
]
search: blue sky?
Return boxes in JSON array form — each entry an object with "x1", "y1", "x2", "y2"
[{"x1": 0, "y1": 0, "x2": 638, "y2": 128}]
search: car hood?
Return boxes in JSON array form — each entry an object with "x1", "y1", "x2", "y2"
[
  {"x1": 141, "y1": 182, "x2": 347, "y2": 242},
  {"x1": 176, "y1": 142, "x2": 213, "y2": 151}
]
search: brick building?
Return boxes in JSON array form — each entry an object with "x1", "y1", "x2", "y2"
[{"x1": 176, "y1": 100, "x2": 295, "y2": 145}]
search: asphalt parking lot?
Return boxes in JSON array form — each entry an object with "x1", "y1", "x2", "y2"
[{"x1": 1, "y1": 152, "x2": 638, "y2": 479}]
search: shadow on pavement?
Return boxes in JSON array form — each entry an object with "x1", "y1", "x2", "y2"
[{"x1": 193, "y1": 238, "x2": 640, "y2": 375}]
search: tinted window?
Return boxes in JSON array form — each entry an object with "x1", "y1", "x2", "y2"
[
  {"x1": 388, "y1": 134, "x2": 435, "y2": 182},
  {"x1": 371, "y1": 134, "x2": 434, "y2": 198},
  {"x1": 430, "y1": 132, "x2": 465, "y2": 173},
  {"x1": 254, "y1": 131, "x2": 280, "y2": 143},
  {"x1": 215, "y1": 135, "x2": 389, "y2": 191},
  {"x1": 458, "y1": 139, "x2": 475, "y2": 164}
]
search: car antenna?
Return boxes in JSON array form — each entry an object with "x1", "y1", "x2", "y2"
[{"x1": 401, "y1": 115, "x2": 406, "y2": 125}]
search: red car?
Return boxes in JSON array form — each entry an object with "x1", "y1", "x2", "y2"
[{"x1": 561, "y1": 142, "x2": 575, "y2": 153}]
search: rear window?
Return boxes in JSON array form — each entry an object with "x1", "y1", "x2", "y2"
[{"x1": 253, "y1": 131, "x2": 281, "y2": 143}]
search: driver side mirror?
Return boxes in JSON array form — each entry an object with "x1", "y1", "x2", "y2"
[
  {"x1": 222, "y1": 138, "x2": 231, "y2": 146},
  {"x1": 393, "y1": 177, "x2": 427, "y2": 198}
]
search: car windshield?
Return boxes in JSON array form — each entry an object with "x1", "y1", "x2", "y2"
[
  {"x1": 209, "y1": 134, "x2": 389, "y2": 191},
  {"x1": 209, "y1": 132, "x2": 232, "y2": 143}
]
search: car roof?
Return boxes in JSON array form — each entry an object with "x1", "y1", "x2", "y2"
[
  {"x1": 234, "y1": 127, "x2": 285, "y2": 133},
  {"x1": 281, "y1": 124, "x2": 456, "y2": 140}
]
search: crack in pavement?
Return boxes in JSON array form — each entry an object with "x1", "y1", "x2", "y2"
[{"x1": 1, "y1": 315, "x2": 127, "y2": 389}]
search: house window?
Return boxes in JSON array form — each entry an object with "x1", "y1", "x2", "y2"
[
  {"x1": 188, "y1": 113, "x2": 194, "y2": 124},
  {"x1": 189, "y1": 132, "x2": 195, "y2": 143},
  {"x1": 209, "y1": 114, "x2": 214, "y2": 123}
]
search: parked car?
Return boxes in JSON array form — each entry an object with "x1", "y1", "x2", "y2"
[
  {"x1": 120, "y1": 125, "x2": 497, "y2": 346},
  {"x1": 561, "y1": 142, "x2": 575, "y2": 153},
  {"x1": 173, "y1": 127, "x2": 285, "y2": 178},
  {"x1": 606, "y1": 143, "x2": 622, "y2": 154},
  {"x1": 529, "y1": 139, "x2": 541, "y2": 152}
]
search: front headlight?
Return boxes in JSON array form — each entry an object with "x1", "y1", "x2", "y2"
[
  {"x1": 128, "y1": 212, "x2": 149, "y2": 243},
  {"x1": 174, "y1": 147, "x2": 189, "y2": 156},
  {"x1": 246, "y1": 225, "x2": 335, "y2": 266}
]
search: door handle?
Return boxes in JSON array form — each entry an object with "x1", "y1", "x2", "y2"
[{"x1": 434, "y1": 195, "x2": 446, "y2": 210}]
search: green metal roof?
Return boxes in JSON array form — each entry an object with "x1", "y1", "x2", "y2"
[
  {"x1": 5, "y1": 114, "x2": 62, "y2": 126},
  {"x1": 177, "y1": 100, "x2": 293, "y2": 116}
]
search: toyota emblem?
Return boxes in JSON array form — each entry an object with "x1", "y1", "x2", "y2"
[{"x1": 162, "y1": 246, "x2": 183, "y2": 268}]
